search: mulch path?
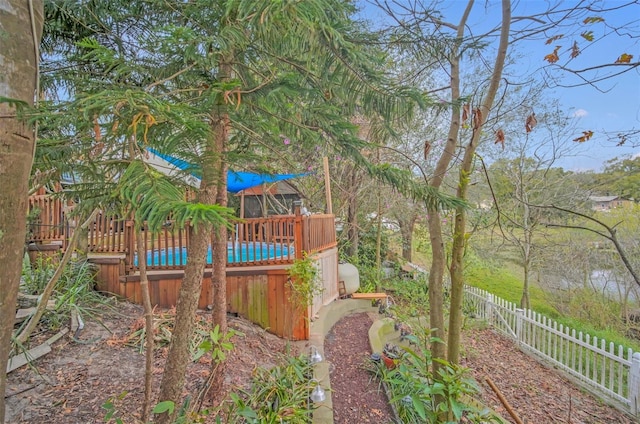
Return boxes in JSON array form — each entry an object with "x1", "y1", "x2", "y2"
[{"x1": 324, "y1": 312, "x2": 395, "y2": 423}]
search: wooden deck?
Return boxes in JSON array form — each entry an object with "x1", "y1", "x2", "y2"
[{"x1": 28, "y1": 196, "x2": 338, "y2": 340}]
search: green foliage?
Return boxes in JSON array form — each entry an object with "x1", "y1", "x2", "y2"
[
  {"x1": 463, "y1": 253, "x2": 559, "y2": 318},
  {"x1": 223, "y1": 354, "x2": 315, "y2": 423},
  {"x1": 366, "y1": 332, "x2": 502, "y2": 423},
  {"x1": 102, "y1": 391, "x2": 128, "y2": 424},
  {"x1": 21, "y1": 255, "x2": 57, "y2": 295},
  {"x1": 287, "y1": 253, "x2": 322, "y2": 310},
  {"x1": 0, "y1": 95, "x2": 29, "y2": 111},
  {"x1": 360, "y1": 225, "x2": 390, "y2": 268},
  {"x1": 152, "y1": 401, "x2": 175, "y2": 415},
  {"x1": 19, "y1": 257, "x2": 115, "y2": 332},
  {"x1": 193, "y1": 324, "x2": 238, "y2": 363},
  {"x1": 565, "y1": 286, "x2": 622, "y2": 330},
  {"x1": 339, "y1": 224, "x2": 391, "y2": 292},
  {"x1": 384, "y1": 274, "x2": 430, "y2": 318},
  {"x1": 599, "y1": 156, "x2": 640, "y2": 200}
]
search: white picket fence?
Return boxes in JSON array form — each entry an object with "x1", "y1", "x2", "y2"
[{"x1": 463, "y1": 285, "x2": 640, "y2": 415}]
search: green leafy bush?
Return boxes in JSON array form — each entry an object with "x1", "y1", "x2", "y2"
[
  {"x1": 367, "y1": 334, "x2": 502, "y2": 424},
  {"x1": 20, "y1": 257, "x2": 113, "y2": 331},
  {"x1": 287, "y1": 253, "x2": 322, "y2": 310},
  {"x1": 223, "y1": 353, "x2": 316, "y2": 423}
]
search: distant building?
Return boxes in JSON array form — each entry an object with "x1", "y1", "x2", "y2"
[{"x1": 588, "y1": 195, "x2": 630, "y2": 211}]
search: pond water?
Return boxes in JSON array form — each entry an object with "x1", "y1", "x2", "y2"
[{"x1": 561, "y1": 269, "x2": 638, "y2": 301}]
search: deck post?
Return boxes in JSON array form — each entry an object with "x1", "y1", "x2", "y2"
[
  {"x1": 293, "y1": 201, "x2": 304, "y2": 259},
  {"x1": 124, "y1": 220, "x2": 135, "y2": 272}
]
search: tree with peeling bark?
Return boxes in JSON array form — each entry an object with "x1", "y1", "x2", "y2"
[{"x1": 0, "y1": 1, "x2": 43, "y2": 422}]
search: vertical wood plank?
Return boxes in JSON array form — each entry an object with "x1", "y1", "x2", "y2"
[
  {"x1": 259, "y1": 277, "x2": 269, "y2": 329},
  {"x1": 275, "y1": 273, "x2": 285, "y2": 338},
  {"x1": 268, "y1": 274, "x2": 278, "y2": 336}
]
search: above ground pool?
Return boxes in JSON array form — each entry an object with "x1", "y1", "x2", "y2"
[{"x1": 134, "y1": 242, "x2": 290, "y2": 266}]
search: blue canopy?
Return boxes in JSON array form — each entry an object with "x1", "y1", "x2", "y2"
[{"x1": 147, "y1": 148, "x2": 307, "y2": 193}]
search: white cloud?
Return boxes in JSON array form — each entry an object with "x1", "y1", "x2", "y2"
[{"x1": 573, "y1": 109, "x2": 589, "y2": 118}]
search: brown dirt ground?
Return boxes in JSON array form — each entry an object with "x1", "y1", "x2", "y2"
[{"x1": 5, "y1": 301, "x2": 637, "y2": 423}]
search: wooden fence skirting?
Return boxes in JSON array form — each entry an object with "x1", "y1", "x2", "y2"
[
  {"x1": 89, "y1": 257, "x2": 338, "y2": 340},
  {"x1": 463, "y1": 285, "x2": 640, "y2": 415}
]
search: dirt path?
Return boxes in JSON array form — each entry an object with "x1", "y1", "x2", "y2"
[{"x1": 324, "y1": 312, "x2": 395, "y2": 423}]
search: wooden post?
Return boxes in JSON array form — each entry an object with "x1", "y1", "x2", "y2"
[
  {"x1": 124, "y1": 220, "x2": 135, "y2": 271},
  {"x1": 293, "y1": 201, "x2": 304, "y2": 258},
  {"x1": 323, "y1": 156, "x2": 332, "y2": 214}
]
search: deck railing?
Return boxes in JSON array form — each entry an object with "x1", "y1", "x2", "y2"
[
  {"x1": 27, "y1": 195, "x2": 68, "y2": 247},
  {"x1": 28, "y1": 194, "x2": 337, "y2": 272},
  {"x1": 227, "y1": 215, "x2": 298, "y2": 268},
  {"x1": 118, "y1": 213, "x2": 335, "y2": 271},
  {"x1": 302, "y1": 214, "x2": 337, "y2": 253},
  {"x1": 90, "y1": 213, "x2": 128, "y2": 253}
]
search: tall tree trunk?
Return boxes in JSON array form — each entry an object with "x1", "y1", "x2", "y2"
[
  {"x1": 155, "y1": 180, "x2": 217, "y2": 423},
  {"x1": 427, "y1": 214, "x2": 447, "y2": 363},
  {"x1": 135, "y1": 225, "x2": 154, "y2": 422},
  {"x1": 208, "y1": 98, "x2": 230, "y2": 405},
  {"x1": 398, "y1": 217, "x2": 415, "y2": 262},
  {"x1": 447, "y1": 0, "x2": 511, "y2": 366},
  {"x1": 346, "y1": 166, "x2": 359, "y2": 258},
  {"x1": 155, "y1": 56, "x2": 233, "y2": 422},
  {"x1": 0, "y1": 2, "x2": 43, "y2": 421},
  {"x1": 426, "y1": 0, "x2": 471, "y2": 381}
]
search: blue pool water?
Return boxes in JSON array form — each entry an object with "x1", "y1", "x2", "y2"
[{"x1": 135, "y1": 242, "x2": 289, "y2": 266}]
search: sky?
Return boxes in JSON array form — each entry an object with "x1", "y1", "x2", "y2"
[{"x1": 358, "y1": 0, "x2": 640, "y2": 172}]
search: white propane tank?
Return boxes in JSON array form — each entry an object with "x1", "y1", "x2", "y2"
[{"x1": 338, "y1": 263, "x2": 360, "y2": 295}]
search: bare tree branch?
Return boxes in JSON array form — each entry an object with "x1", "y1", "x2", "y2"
[{"x1": 537, "y1": 203, "x2": 640, "y2": 287}]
